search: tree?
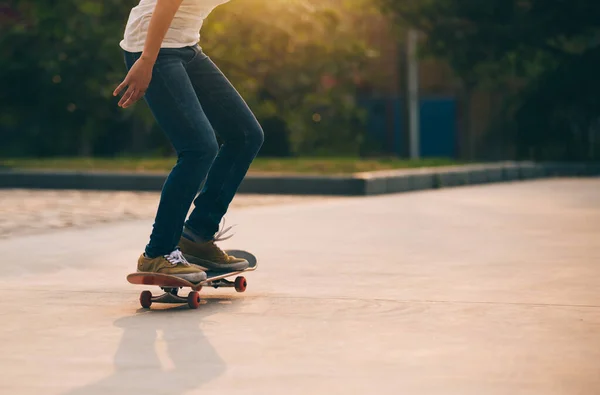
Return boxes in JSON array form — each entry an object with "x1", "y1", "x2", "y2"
[
  {"x1": 379, "y1": 0, "x2": 600, "y2": 160},
  {"x1": 202, "y1": 0, "x2": 378, "y2": 155},
  {"x1": 0, "y1": 0, "x2": 378, "y2": 158},
  {"x1": 0, "y1": 1, "x2": 141, "y2": 156}
]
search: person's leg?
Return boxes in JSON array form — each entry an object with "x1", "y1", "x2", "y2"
[
  {"x1": 174, "y1": 46, "x2": 264, "y2": 271},
  {"x1": 123, "y1": 46, "x2": 218, "y2": 280},
  {"x1": 182, "y1": 47, "x2": 264, "y2": 240}
]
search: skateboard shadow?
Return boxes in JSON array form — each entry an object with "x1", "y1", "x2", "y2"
[{"x1": 62, "y1": 296, "x2": 240, "y2": 395}]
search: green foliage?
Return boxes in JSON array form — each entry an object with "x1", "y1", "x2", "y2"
[
  {"x1": 0, "y1": 0, "x2": 139, "y2": 156},
  {"x1": 0, "y1": 0, "x2": 374, "y2": 158},
  {"x1": 380, "y1": 0, "x2": 600, "y2": 160},
  {"x1": 202, "y1": 0, "x2": 375, "y2": 155}
]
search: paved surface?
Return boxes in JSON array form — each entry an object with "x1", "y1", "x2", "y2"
[
  {"x1": 1, "y1": 178, "x2": 599, "y2": 394},
  {"x1": 0, "y1": 189, "x2": 336, "y2": 239}
]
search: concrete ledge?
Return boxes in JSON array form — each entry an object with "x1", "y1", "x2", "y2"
[
  {"x1": 519, "y1": 162, "x2": 546, "y2": 179},
  {"x1": 1, "y1": 161, "x2": 598, "y2": 196},
  {"x1": 237, "y1": 174, "x2": 365, "y2": 196}
]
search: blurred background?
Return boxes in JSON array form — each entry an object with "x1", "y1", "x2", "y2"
[{"x1": 1, "y1": 0, "x2": 600, "y2": 166}]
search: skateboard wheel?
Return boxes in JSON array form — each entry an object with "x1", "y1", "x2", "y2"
[
  {"x1": 187, "y1": 291, "x2": 201, "y2": 309},
  {"x1": 234, "y1": 276, "x2": 247, "y2": 292},
  {"x1": 140, "y1": 290, "x2": 153, "y2": 308}
]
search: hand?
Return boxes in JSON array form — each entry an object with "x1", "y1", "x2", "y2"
[{"x1": 113, "y1": 57, "x2": 154, "y2": 108}]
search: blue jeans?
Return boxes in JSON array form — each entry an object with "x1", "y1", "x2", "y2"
[{"x1": 123, "y1": 45, "x2": 264, "y2": 257}]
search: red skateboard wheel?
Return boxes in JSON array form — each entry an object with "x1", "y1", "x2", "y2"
[
  {"x1": 234, "y1": 276, "x2": 247, "y2": 292},
  {"x1": 187, "y1": 291, "x2": 201, "y2": 309},
  {"x1": 140, "y1": 290, "x2": 153, "y2": 308}
]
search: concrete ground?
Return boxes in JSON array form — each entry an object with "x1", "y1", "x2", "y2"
[
  {"x1": 0, "y1": 190, "x2": 337, "y2": 239},
  {"x1": 1, "y1": 178, "x2": 599, "y2": 395}
]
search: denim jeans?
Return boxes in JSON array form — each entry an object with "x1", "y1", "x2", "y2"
[{"x1": 123, "y1": 45, "x2": 264, "y2": 258}]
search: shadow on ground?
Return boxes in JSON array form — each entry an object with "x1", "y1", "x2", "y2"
[{"x1": 63, "y1": 296, "x2": 240, "y2": 395}]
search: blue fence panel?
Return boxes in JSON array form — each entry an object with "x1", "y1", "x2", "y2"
[
  {"x1": 359, "y1": 96, "x2": 457, "y2": 158},
  {"x1": 419, "y1": 97, "x2": 457, "y2": 158}
]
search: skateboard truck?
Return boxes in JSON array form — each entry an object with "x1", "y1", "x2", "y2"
[{"x1": 137, "y1": 275, "x2": 248, "y2": 309}]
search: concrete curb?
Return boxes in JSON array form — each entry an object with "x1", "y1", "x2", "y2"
[{"x1": 0, "y1": 162, "x2": 598, "y2": 196}]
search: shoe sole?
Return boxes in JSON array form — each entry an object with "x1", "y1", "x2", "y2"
[
  {"x1": 137, "y1": 270, "x2": 207, "y2": 283},
  {"x1": 169, "y1": 272, "x2": 207, "y2": 283},
  {"x1": 183, "y1": 254, "x2": 250, "y2": 272}
]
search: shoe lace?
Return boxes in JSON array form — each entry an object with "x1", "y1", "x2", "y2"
[
  {"x1": 213, "y1": 218, "x2": 236, "y2": 242},
  {"x1": 164, "y1": 249, "x2": 190, "y2": 266},
  {"x1": 208, "y1": 219, "x2": 236, "y2": 259}
]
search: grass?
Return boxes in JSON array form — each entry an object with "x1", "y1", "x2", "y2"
[{"x1": 0, "y1": 157, "x2": 462, "y2": 175}]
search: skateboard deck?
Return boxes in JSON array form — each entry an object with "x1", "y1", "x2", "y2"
[{"x1": 127, "y1": 249, "x2": 257, "y2": 309}]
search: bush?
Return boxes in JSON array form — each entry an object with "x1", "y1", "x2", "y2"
[{"x1": 0, "y1": 0, "x2": 374, "y2": 158}]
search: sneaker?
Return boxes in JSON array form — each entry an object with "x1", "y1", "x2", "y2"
[
  {"x1": 178, "y1": 236, "x2": 249, "y2": 272},
  {"x1": 137, "y1": 249, "x2": 207, "y2": 283}
]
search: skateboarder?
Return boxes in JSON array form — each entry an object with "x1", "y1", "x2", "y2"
[{"x1": 114, "y1": 0, "x2": 263, "y2": 282}]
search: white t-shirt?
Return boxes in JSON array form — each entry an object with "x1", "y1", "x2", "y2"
[{"x1": 119, "y1": 0, "x2": 229, "y2": 52}]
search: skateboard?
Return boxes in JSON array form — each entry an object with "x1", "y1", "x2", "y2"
[{"x1": 126, "y1": 249, "x2": 257, "y2": 309}]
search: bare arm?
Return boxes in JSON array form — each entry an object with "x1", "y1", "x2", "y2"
[
  {"x1": 113, "y1": 0, "x2": 183, "y2": 108},
  {"x1": 140, "y1": 0, "x2": 184, "y2": 64}
]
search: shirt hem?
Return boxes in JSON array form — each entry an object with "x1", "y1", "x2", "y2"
[{"x1": 119, "y1": 39, "x2": 201, "y2": 53}]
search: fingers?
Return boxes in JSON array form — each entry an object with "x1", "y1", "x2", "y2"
[
  {"x1": 115, "y1": 77, "x2": 148, "y2": 108},
  {"x1": 118, "y1": 86, "x2": 136, "y2": 108},
  {"x1": 114, "y1": 64, "x2": 151, "y2": 108},
  {"x1": 120, "y1": 87, "x2": 147, "y2": 108},
  {"x1": 113, "y1": 78, "x2": 129, "y2": 97}
]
